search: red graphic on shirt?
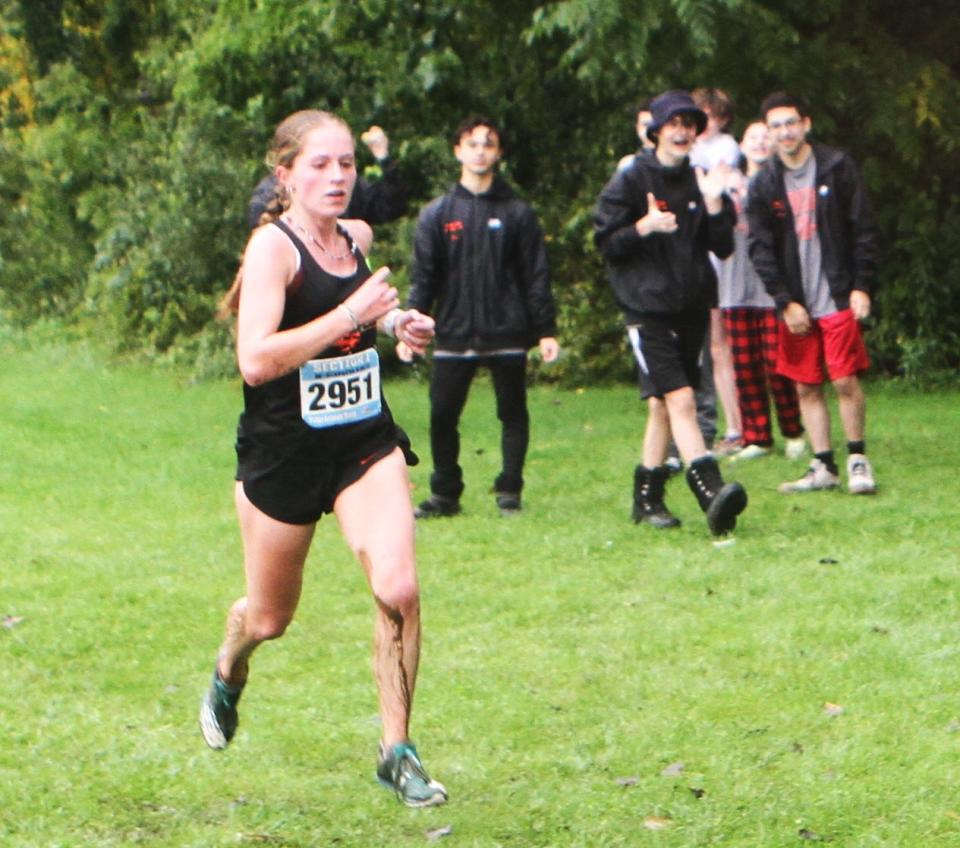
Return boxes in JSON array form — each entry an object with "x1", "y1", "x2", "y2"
[
  {"x1": 732, "y1": 194, "x2": 748, "y2": 234},
  {"x1": 654, "y1": 199, "x2": 670, "y2": 212},
  {"x1": 332, "y1": 330, "x2": 362, "y2": 353},
  {"x1": 444, "y1": 220, "x2": 464, "y2": 242},
  {"x1": 787, "y1": 186, "x2": 817, "y2": 241}
]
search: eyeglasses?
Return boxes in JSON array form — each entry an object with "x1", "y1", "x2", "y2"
[{"x1": 768, "y1": 116, "x2": 802, "y2": 131}]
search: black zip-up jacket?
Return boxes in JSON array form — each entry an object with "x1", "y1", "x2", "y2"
[
  {"x1": 594, "y1": 153, "x2": 735, "y2": 323},
  {"x1": 746, "y1": 142, "x2": 878, "y2": 313},
  {"x1": 406, "y1": 177, "x2": 557, "y2": 352}
]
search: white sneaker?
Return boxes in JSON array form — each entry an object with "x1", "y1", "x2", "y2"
[
  {"x1": 784, "y1": 437, "x2": 807, "y2": 461},
  {"x1": 730, "y1": 443, "x2": 769, "y2": 462},
  {"x1": 778, "y1": 458, "x2": 840, "y2": 494},
  {"x1": 847, "y1": 453, "x2": 876, "y2": 495}
]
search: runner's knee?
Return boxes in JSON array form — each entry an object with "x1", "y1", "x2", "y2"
[
  {"x1": 371, "y1": 563, "x2": 419, "y2": 614},
  {"x1": 245, "y1": 610, "x2": 294, "y2": 642}
]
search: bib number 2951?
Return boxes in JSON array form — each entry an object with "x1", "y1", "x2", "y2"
[{"x1": 299, "y1": 348, "x2": 381, "y2": 429}]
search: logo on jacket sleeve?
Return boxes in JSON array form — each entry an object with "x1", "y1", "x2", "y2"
[
  {"x1": 771, "y1": 199, "x2": 787, "y2": 220},
  {"x1": 443, "y1": 220, "x2": 464, "y2": 242}
]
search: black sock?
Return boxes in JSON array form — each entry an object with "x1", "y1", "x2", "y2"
[
  {"x1": 847, "y1": 440, "x2": 865, "y2": 456},
  {"x1": 815, "y1": 450, "x2": 838, "y2": 476}
]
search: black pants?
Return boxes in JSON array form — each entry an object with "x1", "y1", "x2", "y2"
[{"x1": 428, "y1": 354, "x2": 529, "y2": 499}]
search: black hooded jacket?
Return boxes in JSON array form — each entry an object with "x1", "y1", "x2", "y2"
[
  {"x1": 406, "y1": 177, "x2": 557, "y2": 352},
  {"x1": 594, "y1": 152, "x2": 736, "y2": 323},
  {"x1": 746, "y1": 142, "x2": 878, "y2": 313}
]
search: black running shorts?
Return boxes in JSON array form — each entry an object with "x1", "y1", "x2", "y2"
[
  {"x1": 627, "y1": 310, "x2": 709, "y2": 400},
  {"x1": 236, "y1": 432, "x2": 418, "y2": 525}
]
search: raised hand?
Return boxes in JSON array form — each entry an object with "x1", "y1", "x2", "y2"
[
  {"x1": 695, "y1": 165, "x2": 728, "y2": 211},
  {"x1": 343, "y1": 266, "x2": 399, "y2": 327},
  {"x1": 360, "y1": 126, "x2": 389, "y2": 160},
  {"x1": 637, "y1": 192, "x2": 677, "y2": 236}
]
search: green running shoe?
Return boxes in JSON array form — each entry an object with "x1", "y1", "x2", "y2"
[
  {"x1": 376, "y1": 742, "x2": 448, "y2": 807},
  {"x1": 199, "y1": 667, "x2": 243, "y2": 750}
]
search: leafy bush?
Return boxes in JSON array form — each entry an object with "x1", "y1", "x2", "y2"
[{"x1": 1, "y1": 0, "x2": 958, "y2": 385}]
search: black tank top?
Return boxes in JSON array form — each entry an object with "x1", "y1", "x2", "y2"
[{"x1": 236, "y1": 219, "x2": 398, "y2": 460}]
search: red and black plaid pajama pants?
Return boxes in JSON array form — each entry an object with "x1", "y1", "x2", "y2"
[{"x1": 721, "y1": 307, "x2": 803, "y2": 447}]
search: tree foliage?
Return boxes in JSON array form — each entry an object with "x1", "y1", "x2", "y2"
[{"x1": 1, "y1": 0, "x2": 958, "y2": 382}]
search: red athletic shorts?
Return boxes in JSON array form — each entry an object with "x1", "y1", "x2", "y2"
[{"x1": 776, "y1": 308, "x2": 869, "y2": 384}]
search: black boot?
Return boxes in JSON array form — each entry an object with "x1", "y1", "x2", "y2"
[
  {"x1": 686, "y1": 456, "x2": 748, "y2": 536},
  {"x1": 632, "y1": 465, "x2": 681, "y2": 528},
  {"x1": 414, "y1": 494, "x2": 462, "y2": 519}
]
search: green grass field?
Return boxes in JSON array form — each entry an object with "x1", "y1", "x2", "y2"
[{"x1": 2, "y1": 331, "x2": 959, "y2": 847}]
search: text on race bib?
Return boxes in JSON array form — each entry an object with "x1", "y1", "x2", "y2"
[{"x1": 299, "y1": 348, "x2": 381, "y2": 429}]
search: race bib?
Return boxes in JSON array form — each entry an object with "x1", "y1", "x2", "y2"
[{"x1": 299, "y1": 348, "x2": 381, "y2": 429}]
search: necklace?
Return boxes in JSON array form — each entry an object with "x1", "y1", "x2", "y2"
[{"x1": 284, "y1": 217, "x2": 354, "y2": 262}]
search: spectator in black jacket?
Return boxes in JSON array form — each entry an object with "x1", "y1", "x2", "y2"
[
  {"x1": 747, "y1": 92, "x2": 878, "y2": 496},
  {"x1": 407, "y1": 115, "x2": 559, "y2": 518},
  {"x1": 247, "y1": 125, "x2": 407, "y2": 229},
  {"x1": 595, "y1": 90, "x2": 747, "y2": 537}
]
